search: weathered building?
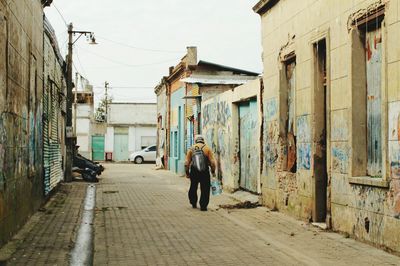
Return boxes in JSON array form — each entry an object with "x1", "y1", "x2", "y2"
[
  {"x1": 0, "y1": 0, "x2": 53, "y2": 246},
  {"x1": 43, "y1": 16, "x2": 66, "y2": 195},
  {"x1": 105, "y1": 102, "x2": 157, "y2": 161},
  {"x1": 156, "y1": 47, "x2": 259, "y2": 175},
  {"x1": 74, "y1": 85, "x2": 94, "y2": 159},
  {"x1": 254, "y1": 0, "x2": 400, "y2": 252},
  {"x1": 155, "y1": 78, "x2": 168, "y2": 168},
  {"x1": 166, "y1": 47, "x2": 198, "y2": 174},
  {"x1": 202, "y1": 78, "x2": 263, "y2": 193}
]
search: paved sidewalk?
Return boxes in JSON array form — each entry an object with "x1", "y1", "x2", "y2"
[
  {"x1": 94, "y1": 164, "x2": 400, "y2": 266},
  {"x1": 0, "y1": 183, "x2": 87, "y2": 266}
]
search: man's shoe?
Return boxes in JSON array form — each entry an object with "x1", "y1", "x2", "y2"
[
  {"x1": 191, "y1": 204, "x2": 197, "y2": 209},
  {"x1": 200, "y1": 207, "x2": 207, "y2": 211}
]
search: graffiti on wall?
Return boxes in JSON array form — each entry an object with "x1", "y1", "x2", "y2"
[
  {"x1": 331, "y1": 110, "x2": 349, "y2": 141},
  {"x1": 265, "y1": 98, "x2": 278, "y2": 122},
  {"x1": 389, "y1": 140, "x2": 400, "y2": 219},
  {"x1": 332, "y1": 145, "x2": 349, "y2": 174},
  {"x1": 298, "y1": 143, "x2": 311, "y2": 170},
  {"x1": 203, "y1": 100, "x2": 231, "y2": 127},
  {"x1": 297, "y1": 115, "x2": 310, "y2": 143},
  {"x1": 389, "y1": 102, "x2": 400, "y2": 142},
  {"x1": 263, "y1": 97, "x2": 279, "y2": 171},
  {"x1": 264, "y1": 121, "x2": 278, "y2": 167},
  {"x1": 203, "y1": 98, "x2": 233, "y2": 183}
]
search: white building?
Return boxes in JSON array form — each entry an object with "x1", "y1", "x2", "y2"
[
  {"x1": 105, "y1": 103, "x2": 157, "y2": 161},
  {"x1": 74, "y1": 88, "x2": 94, "y2": 159}
]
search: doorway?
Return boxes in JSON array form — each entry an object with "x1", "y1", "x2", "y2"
[
  {"x1": 238, "y1": 98, "x2": 258, "y2": 193},
  {"x1": 313, "y1": 39, "x2": 328, "y2": 223}
]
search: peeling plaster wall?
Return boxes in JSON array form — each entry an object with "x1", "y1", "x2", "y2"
[
  {"x1": 201, "y1": 79, "x2": 262, "y2": 192},
  {"x1": 258, "y1": 0, "x2": 400, "y2": 252},
  {"x1": 0, "y1": 0, "x2": 45, "y2": 246},
  {"x1": 202, "y1": 91, "x2": 235, "y2": 190}
]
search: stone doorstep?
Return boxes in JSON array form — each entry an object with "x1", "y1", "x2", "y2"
[
  {"x1": 311, "y1": 222, "x2": 328, "y2": 230},
  {"x1": 226, "y1": 190, "x2": 262, "y2": 205}
]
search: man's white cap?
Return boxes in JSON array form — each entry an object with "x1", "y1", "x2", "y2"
[{"x1": 195, "y1": 135, "x2": 205, "y2": 143}]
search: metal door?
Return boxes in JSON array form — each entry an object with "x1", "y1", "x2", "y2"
[
  {"x1": 239, "y1": 99, "x2": 258, "y2": 192},
  {"x1": 114, "y1": 134, "x2": 129, "y2": 161},
  {"x1": 92, "y1": 135, "x2": 105, "y2": 161},
  {"x1": 366, "y1": 28, "x2": 382, "y2": 176}
]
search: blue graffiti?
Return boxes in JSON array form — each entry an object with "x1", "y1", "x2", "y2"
[
  {"x1": 298, "y1": 143, "x2": 311, "y2": 170},
  {"x1": 297, "y1": 115, "x2": 311, "y2": 143},
  {"x1": 264, "y1": 98, "x2": 278, "y2": 121}
]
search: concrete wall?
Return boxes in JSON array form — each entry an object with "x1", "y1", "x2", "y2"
[
  {"x1": 104, "y1": 125, "x2": 156, "y2": 160},
  {"x1": 108, "y1": 103, "x2": 157, "y2": 126},
  {"x1": 256, "y1": 0, "x2": 400, "y2": 253},
  {"x1": 0, "y1": 0, "x2": 46, "y2": 246},
  {"x1": 76, "y1": 104, "x2": 93, "y2": 159},
  {"x1": 169, "y1": 87, "x2": 186, "y2": 174},
  {"x1": 156, "y1": 84, "x2": 167, "y2": 166},
  {"x1": 202, "y1": 78, "x2": 262, "y2": 192}
]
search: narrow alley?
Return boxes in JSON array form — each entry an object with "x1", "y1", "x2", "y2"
[{"x1": 2, "y1": 165, "x2": 398, "y2": 265}]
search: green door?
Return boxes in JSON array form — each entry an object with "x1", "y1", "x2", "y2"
[
  {"x1": 114, "y1": 134, "x2": 129, "y2": 161},
  {"x1": 92, "y1": 135, "x2": 105, "y2": 161}
]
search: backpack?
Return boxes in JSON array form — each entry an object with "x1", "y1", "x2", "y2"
[{"x1": 191, "y1": 144, "x2": 208, "y2": 172}]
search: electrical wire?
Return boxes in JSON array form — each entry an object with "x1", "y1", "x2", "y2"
[
  {"x1": 96, "y1": 35, "x2": 184, "y2": 54},
  {"x1": 77, "y1": 46, "x2": 180, "y2": 68},
  {"x1": 52, "y1": 4, "x2": 68, "y2": 27}
]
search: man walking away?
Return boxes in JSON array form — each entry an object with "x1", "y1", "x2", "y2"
[{"x1": 185, "y1": 135, "x2": 216, "y2": 211}]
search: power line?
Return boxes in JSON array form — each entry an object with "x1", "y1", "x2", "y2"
[
  {"x1": 78, "y1": 46, "x2": 180, "y2": 68},
  {"x1": 93, "y1": 86, "x2": 153, "y2": 89},
  {"x1": 96, "y1": 35, "x2": 184, "y2": 54},
  {"x1": 75, "y1": 50, "x2": 88, "y2": 79},
  {"x1": 52, "y1": 4, "x2": 68, "y2": 27}
]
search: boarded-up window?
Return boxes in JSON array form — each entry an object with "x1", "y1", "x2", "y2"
[
  {"x1": 280, "y1": 56, "x2": 297, "y2": 173},
  {"x1": 365, "y1": 26, "x2": 382, "y2": 176},
  {"x1": 351, "y1": 11, "x2": 384, "y2": 177}
]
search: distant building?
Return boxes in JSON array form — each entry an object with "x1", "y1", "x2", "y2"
[
  {"x1": 74, "y1": 84, "x2": 94, "y2": 159},
  {"x1": 154, "y1": 47, "x2": 259, "y2": 175},
  {"x1": 105, "y1": 103, "x2": 157, "y2": 161}
]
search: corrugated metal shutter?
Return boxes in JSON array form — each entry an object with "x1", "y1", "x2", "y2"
[{"x1": 44, "y1": 82, "x2": 63, "y2": 195}]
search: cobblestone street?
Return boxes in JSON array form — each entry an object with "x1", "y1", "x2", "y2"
[
  {"x1": 93, "y1": 164, "x2": 400, "y2": 266},
  {"x1": 1, "y1": 163, "x2": 399, "y2": 265}
]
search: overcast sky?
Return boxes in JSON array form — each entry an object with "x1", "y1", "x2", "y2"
[{"x1": 44, "y1": 0, "x2": 262, "y2": 105}]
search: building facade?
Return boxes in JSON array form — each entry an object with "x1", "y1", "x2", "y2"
[
  {"x1": 155, "y1": 47, "x2": 259, "y2": 175},
  {"x1": 74, "y1": 86, "x2": 94, "y2": 160},
  {"x1": 202, "y1": 78, "x2": 263, "y2": 193},
  {"x1": 0, "y1": 0, "x2": 53, "y2": 246},
  {"x1": 254, "y1": 0, "x2": 400, "y2": 253},
  {"x1": 155, "y1": 78, "x2": 168, "y2": 168},
  {"x1": 43, "y1": 16, "x2": 66, "y2": 195},
  {"x1": 105, "y1": 103, "x2": 157, "y2": 162}
]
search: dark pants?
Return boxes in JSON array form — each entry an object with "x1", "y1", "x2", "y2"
[{"x1": 188, "y1": 168, "x2": 210, "y2": 209}]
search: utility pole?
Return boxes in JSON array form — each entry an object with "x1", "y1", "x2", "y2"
[
  {"x1": 104, "y1": 81, "x2": 109, "y2": 123},
  {"x1": 65, "y1": 23, "x2": 97, "y2": 182},
  {"x1": 65, "y1": 23, "x2": 74, "y2": 182}
]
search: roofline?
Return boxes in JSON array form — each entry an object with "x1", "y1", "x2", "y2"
[
  {"x1": 253, "y1": 0, "x2": 279, "y2": 15},
  {"x1": 197, "y1": 60, "x2": 259, "y2": 76},
  {"x1": 110, "y1": 102, "x2": 156, "y2": 105}
]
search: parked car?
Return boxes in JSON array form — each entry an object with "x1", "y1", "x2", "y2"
[{"x1": 129, "y1": 145, "x2": 156, "y2": 164}]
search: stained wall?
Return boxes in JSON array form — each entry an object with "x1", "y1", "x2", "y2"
[
  {"x1": 0, "y1": 0, "x2": 46, "y2": 246},
  {"x1": 256, "y1": 0, "x2": 400, "y2": 252}
]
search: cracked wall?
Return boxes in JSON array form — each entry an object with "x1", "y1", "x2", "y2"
[
  {"x1": 0, "y1": 0, "x2": 45, "y2": 246},
  {"x1": 257, "y1": 0, "x2": 400, "y2": 252}
]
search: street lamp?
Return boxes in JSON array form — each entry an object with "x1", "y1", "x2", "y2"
[{"x1": 65, "y1": 23, "x2": 97, "y2": 182}]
